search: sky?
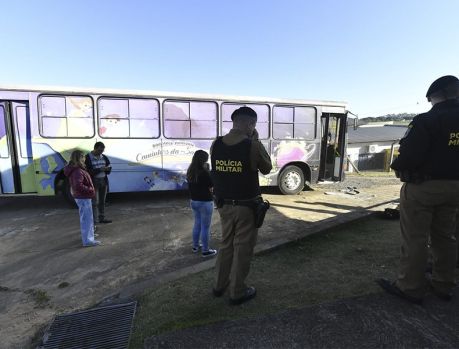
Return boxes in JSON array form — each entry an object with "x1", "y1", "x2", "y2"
[{"x1": 1, "y1": 0, "x2": 458, "y2": 118}]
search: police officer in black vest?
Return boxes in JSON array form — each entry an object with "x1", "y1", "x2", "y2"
[
  {"x1": 211, "y1": 106, "x2": 272, "y2": 305},
  {"x1": 378, "y1": 75, "x2": 459, "y2": 304}
]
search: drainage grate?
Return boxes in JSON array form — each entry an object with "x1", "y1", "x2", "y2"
[{"x1": 40, "y1": 301, "x2": 137, "y2": 349}]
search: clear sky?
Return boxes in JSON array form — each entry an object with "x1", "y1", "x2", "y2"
[{"x1": 1, "y1": 0, "x2": 458, "y2": 118}]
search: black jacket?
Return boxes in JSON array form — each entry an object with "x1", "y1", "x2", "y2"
[{"x1": 391, "y1": 99, "x2": 459, "y2": 180}]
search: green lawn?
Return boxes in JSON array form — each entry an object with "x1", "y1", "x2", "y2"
[{"x1": 129, "y1": 215, "x2": 401, "y2": 348}]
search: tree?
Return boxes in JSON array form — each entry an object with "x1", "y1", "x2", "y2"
[{"x1": 358, "y1": 113, "x2": 416, "y2": 125}]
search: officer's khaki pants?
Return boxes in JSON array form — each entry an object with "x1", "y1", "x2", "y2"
[
  {"x1": 215, "y1": 205, "x2": 258, "y2": 299},
  {"x1": 396, "y1": 181, "x2": 459, "y2": 298},
  {"x1": 456, "y1": 211, "x2": 459, "y2": 267}
]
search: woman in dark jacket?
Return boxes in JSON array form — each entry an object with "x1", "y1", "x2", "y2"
[
  {"x1": 187, "y1": 150, "x2": 217, "y2": 258},
  {"x1": 64, "y1": 150, "x2": 100, "y2": 247}
]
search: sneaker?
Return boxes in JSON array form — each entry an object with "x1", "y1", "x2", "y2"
[
  {"x1": 213, "y1": 282, "x2": 229, "y2": 297},
  {"x1": 376, "y1": 278, "x2": 423, "y2": 305},
  {"x1": 202, "y1": 249, "x2": 217, "y2": 258},
  {"x1": 229, "y1": 286, "x2": 257, "y2": 305},
  {"x1": 94, "y1": 233, "x2": 99, "y2": 238},
  {"x1": 429, "y1": 283, "x2": 453, "y2": 301},
  {"x1": 83, "y1": 240, "x2": 101, "y2": 247},
  {"x1": 192, "y1": 244, "x2": 203, "y2": 253}
]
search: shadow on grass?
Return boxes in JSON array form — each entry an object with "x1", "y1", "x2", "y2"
[{"x1": 129, "y1": 215, "x2": 401, "y2": 348}]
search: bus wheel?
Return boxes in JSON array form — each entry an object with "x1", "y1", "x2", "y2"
[{"x1": 278, "y1": 165, "x2": 305, "y2": 195}]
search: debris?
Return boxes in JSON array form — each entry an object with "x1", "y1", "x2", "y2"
[
  {"x1": 340, "y1": 187, "x2": 360, "y2": 195},
  {"x1": 58, "y1": 282, "x2": 70, "y2": 289}
]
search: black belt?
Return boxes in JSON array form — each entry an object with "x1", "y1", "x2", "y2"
[{"x1": 222, "y1": 199, "x2": 257, "y2": 207}]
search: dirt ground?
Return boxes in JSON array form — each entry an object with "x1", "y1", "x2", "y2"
[{"x1": 0, "y1": 174, "x2": 401, "y2": 349}]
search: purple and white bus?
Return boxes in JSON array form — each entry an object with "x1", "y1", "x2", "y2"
[{"x1": 0, "y1": 85, "x2": 348, "y2": 200}]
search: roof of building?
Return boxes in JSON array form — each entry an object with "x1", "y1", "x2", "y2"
[{"x1": 348, "y1": 125, "x2": 408, "y2": 144}]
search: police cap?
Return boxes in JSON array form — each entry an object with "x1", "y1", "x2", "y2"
[
  {"x1": 231, "y1": 106, "x2": 257, "y2": 121},
  {"x1": 426, "y1": 75, "x2": 459, "y2": 97}
]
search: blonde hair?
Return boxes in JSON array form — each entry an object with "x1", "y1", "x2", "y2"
[{"x1": 69, "y1": 150, "x2": 86, "y2": 168}]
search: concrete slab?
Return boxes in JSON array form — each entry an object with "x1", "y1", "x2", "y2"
[{"x1": 0, "y1": 179, "x2": 401, "y2": 348}]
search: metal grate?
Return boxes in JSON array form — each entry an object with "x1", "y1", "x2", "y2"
[{"x1": 40, "y1": 301, "x2": 137, "y2": 349}]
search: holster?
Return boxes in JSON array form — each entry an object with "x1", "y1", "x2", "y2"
[
  {"x1": 253, "y1": 198, "x2": 270, "y2": 228},
  {"x1": 214, "y1": 196, "x2": 270, "y2": 228}
]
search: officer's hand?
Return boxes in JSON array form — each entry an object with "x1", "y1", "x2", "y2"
[{"x1": 251, "y1": 129, "x2": 259, "y2": 141}]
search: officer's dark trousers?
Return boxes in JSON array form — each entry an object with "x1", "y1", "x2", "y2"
[
  {"x1": 92, "y1": 178, "x2": 108, "y2": 224},
  {"x1": 214, "y1": 205, "x2": 258, "y2": 299},
  {"x1": 396, "y1": 180, "x2": 459, "y2": 298}
]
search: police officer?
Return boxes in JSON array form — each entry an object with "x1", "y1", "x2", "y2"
[
  {"x1": 378, "y1": 75, "x2": 459, "y2": 304},
  {"x1": 211, "y1": 106, "x2": 272, "y2": 305}
]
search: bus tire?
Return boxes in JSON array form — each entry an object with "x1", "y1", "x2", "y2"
[
  {"x1": 63, "y1": 179, "x2": 77, "y2": 208},
  {"x1": 278, "y1": 165, "x2": 305, "y2": 195}
]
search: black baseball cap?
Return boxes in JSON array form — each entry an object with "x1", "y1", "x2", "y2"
[
  {"x1": 426, "y1": 75, "x2": 459, "y2": 97},
  {"x1": 231, "y1": 106, "x2": 257, "y2": 121}
]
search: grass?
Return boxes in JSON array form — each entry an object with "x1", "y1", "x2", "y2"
[
  {"x1": 129, "y1": 215, "x2": 402, "y2": 348},
  {"x1": 26, "y1": 288, "x2": 51, "y2": 308}
]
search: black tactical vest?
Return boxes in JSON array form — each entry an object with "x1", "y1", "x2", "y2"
[{"x1": 211, "y1": 137, "x2": 260, "y2": 200}]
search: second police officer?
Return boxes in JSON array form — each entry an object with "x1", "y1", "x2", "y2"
[{"x1": 378, "y1": 75, "x2": 459, "y2": 304}]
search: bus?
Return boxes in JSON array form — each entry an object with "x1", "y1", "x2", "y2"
[{"x1": 0, "y1": 85, "x2": 349, "y2": 201}]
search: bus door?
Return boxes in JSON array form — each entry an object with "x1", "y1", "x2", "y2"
[
  {"x1": 319, "y1": 113, "x2": 347, "y2": 181},
  {"x1": 0, "y1": 101, "x2": 36, "y2": 194}
]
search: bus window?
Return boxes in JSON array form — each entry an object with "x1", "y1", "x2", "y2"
[
  {"x1": 15, "y1": 105, "x2": 32, "y2": 158},
  {"x1": 273, "y1": 106, "x2": 316, "y2": 140},
  {"x1": 129, "y1": 99, "x2": 160, "y2": 138},
  {"x1": 98, "y1": 98, "x2": 159, "y2": 138},
  {"x1": 39, "y1": 95, "x2": 94, "y2": 138},
  {"x1": 163, "y1": 100, "x2": 217, "y2": 139},
  {"x1": 0, "y1": 105, "x2": 8, "y2": 158},
  {"x1": 293, "y1": 107, "x2": 316, "y2": 139},
  {"x1": 221, "y1": 103, "x2": 269, "y2": 138}
]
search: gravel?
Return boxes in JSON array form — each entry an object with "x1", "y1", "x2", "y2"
[{"x1": 312, "y1": 173, "x2": 401, "y2": 191}]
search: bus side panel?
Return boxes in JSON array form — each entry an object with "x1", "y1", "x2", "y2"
[
  {"x1": 101, "y1": 138, "x2": 163, "y2": 193},
  {"x1": 269, "y1": 139, "x2": 321, "y2": 183},
  {"x1": 32, "y1": 140, "x2": 82, "y2": 195},
  {"x1": 28, "y1": 94, "x2": 65, "y2": 195},
  {"x1": 259, "y1": 140, "x2": 275, "y2": 186},
  {"x1": 159, "y1": 139, "x2": 211, "y2": 191}
]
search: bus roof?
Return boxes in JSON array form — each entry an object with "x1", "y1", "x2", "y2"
[{"x1": 0, "y1": 84, "x2": 348, "y2": 110}]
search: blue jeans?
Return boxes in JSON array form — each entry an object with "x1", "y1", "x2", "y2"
[
  {"x1": 74, "y1": 198, "x2": 96, "y2": 246},
  {"x1": 191, "y1": 200, "x2": 213, "y2": 251}
]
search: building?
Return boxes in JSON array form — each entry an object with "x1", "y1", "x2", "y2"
[{"x1": 347, "y1": 124, "x2": 408, "y2": 172}]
